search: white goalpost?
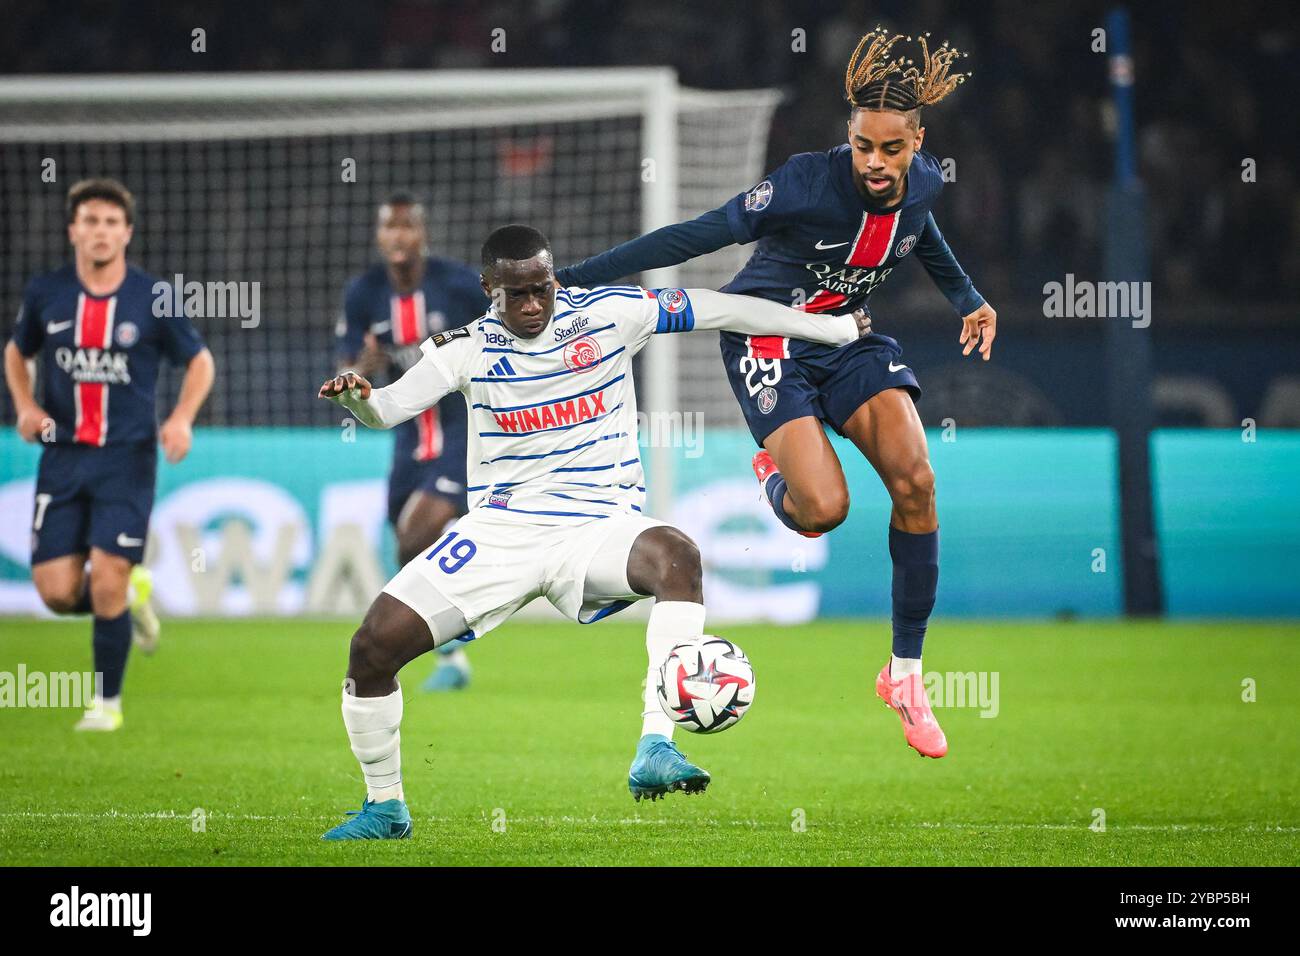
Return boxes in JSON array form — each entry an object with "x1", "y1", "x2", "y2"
[
  {"x1": 0, "y1": 69, "x2": 778, "y2": 517},
  {"x1": 0, "y1": 70, "x2": 779, "y2": 615}
]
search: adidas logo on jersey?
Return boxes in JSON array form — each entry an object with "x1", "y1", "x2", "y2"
[
  {"x1": 492, "y1": 389, "x2": 609, "y2": 433},
  {"x1": 487, "y1": 356, "x2": 517, "y2": 377}
]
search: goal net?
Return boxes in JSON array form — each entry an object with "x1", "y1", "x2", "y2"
[{"x1": 0, "y1": 70, "x2": 778, "y2": 614}]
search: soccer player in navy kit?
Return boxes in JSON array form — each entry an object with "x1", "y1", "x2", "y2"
[
  {"x1": 336, "y1": 194, "x2": 488, "y2": 691},
  {"x1": 4, "y1": 178, "x2": 214, "y2": 731},
  {"x1": 558, "y1": 30, "x2": 997, "y2": 758}
]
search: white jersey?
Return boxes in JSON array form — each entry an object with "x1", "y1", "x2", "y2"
[
  {"x1": 425, "y1": 285, "x2": 666, "y2": 522},
  {"x1": 340, "y1": 284, "x2": 859, "y2": 638},
  {"x1": 334, "y1": 283, "x2": 859, "y2": 525}
]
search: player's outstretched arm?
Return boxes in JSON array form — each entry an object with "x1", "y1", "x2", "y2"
[
  {"x1": 318, "y1": 349, "x2": 452, "y2": 429},
  {"x1": 556, "y1": 208, "x2": 735, "y2": 287},
  {"x1": 683, "y1": 288, "x2": 870, "y2": 346},
  {"x1": 915, "y1": 212, "x2": 997, "y2": 360}
]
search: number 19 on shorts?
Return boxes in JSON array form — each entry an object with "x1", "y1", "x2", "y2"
[{"x1": 425, "y1": 530, "x2": 477, "y2": 574}]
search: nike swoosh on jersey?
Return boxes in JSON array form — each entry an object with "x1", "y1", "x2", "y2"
[
  {"x1": 814, "y1": 240, "x2": 850, "y2": 250},
  {"x1": 47, "y1": 320, "x2": 74, "y2": 333},
  {"x1": 888, "y1": 361, "x2": 908, "y2": 372},
  {"x1": 116, "y1": 533, "x2": 144, "y2": 548}
]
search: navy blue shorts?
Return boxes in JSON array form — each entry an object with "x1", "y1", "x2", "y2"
[
  {"x1": 387, "y1": 451, "x2": 469, "y2": 526},
  {"x1": 31, "y1": 443, "x2": 157, "y2": 565},
  {"x1": 719, "y1": 333, "x2": 922, "y2": 446}
]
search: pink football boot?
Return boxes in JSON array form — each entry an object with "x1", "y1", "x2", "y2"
[{"x1": 875, "y1": 658, "x2": 948, "y2": 758}]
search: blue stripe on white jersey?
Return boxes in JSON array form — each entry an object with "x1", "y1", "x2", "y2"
[
  {"x1": 471, "y1": 373, "x2": 625, "y2": 413},
  {"x1": 556, "y1": 285, "x2": 641, "y2": 303},
  {"x1": 470, "y1": 346, "x2": 625, "y2": 383},
  {"x1": 480, "y1": 323, "x2": 618, "y2": 356},
  {"x1": 484, "y1": 506, "x2": 611, "y2": 519},
  {"x1": 481, "y1": 431, "x2": 626, "y2": 463},
  {"x1": 478, "y1": 401, "x2": 624, "y2": 437}
]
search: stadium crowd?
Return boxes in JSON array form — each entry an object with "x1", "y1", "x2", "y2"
[{"x1": 3, "y1": 0, "x2": 1295, "y2": 308}]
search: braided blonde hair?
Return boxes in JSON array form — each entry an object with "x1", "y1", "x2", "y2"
[{"x1": 845, "y1": 27, "x2": 971, "y2": 116}]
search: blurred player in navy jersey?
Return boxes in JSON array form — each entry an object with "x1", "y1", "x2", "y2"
[
  {"x1": 4, "y1": 178, "x2": 214, "y2": 731},
  {"x1": 335, "y1": 193, "x2": 488, "y2": 692},
  {"x1": 558, "y1": 29, "x2": 998, "y2": 759}
]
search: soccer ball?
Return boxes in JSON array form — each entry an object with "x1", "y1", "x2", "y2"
[{"x1": 656, "y1": 637, "x2": 755, "y2": 734}]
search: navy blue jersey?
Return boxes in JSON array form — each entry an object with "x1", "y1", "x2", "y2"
[
  {"x1": 556, "y1": 144, "x2": 984, "y2": 363},
  {"x1": 719, "y1": 145, "x2": 982, "y2": 359},
  {"x1": 11, "y1": 264, "x2": 206, "y2": 447},
  {"x1": 335, "y1": 257, "x2": 487, "y2": 463}
]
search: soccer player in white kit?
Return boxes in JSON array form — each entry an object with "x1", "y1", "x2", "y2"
[{"x1": 318, "y1": 224, "x2": 870, "y2": 839}]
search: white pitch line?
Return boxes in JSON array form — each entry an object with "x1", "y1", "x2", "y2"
[{"x1": 0, "y1": 811, "x2": 1296, "y2": 832}]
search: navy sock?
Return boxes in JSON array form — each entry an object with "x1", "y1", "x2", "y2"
[
  {"x1": 889, "y1": 526, "x2": 939, "y2": 660},
  {"x1": 92, "y1": 611, "x2": 132, "y2": 699},
  {"x1": 762, "y1": 472, "x2": 805, "y2": 533}
]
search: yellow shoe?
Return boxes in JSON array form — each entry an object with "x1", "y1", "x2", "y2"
[
  {"x1": 128, "y1": 565, "x2": 160, "y2": 655},
  {"x1": 74, "y1": 705, "x2": 124, "y2": 732}
]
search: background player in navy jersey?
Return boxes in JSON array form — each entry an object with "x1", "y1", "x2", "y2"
[
  {"x1": 557, "y1": 29, "x2": 997, "y2": 759},
  {"x1": 4, "y1": 178, "x2": 214, "y2": 731},
  {"x1": 335, "y1": 192, "x2": 488, "y2": 692}
]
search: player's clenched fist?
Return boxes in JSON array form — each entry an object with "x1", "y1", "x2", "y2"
[
  {"x1": 852, "y1": 308, "x2": 872, "y2": 339},
  {"x1": 319, "y1": 370, "x2": 372, "y2": 400},
  {"x1": 16, "y1": 404, "x2": 52, "y2": 442}
]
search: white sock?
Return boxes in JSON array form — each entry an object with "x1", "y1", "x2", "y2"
[
  {"x1": 642, "y1": 601, "x2": 707, "y2": 740},
  {"x1": 439, "y1": 647, "x2": 470, "y2": 671},
  {"x1": 100, "y1": 695, "x2": 122, "y2": 713},
  {"x1": 890, "y1": 655, "x2": 923, "y2": 680},
  {"x1": 341, "y1": 683, "x2": 405, "y2": 804}
]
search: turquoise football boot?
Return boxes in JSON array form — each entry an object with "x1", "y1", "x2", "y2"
[
  {"x1": 423, "y1": 643, "x2": 471, "y2": 693},
  {"x1": 422, "y1": 662, "x2": 470, "y2": 692},
  {"x1": 628, "y1": 734, "x2": 711, "y2": 802},
  {"x1": 321, "y1": 798, "x2": 413, "y2": 840}
]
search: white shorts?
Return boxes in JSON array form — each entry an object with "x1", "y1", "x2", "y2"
[{"x1": 382, "y1": 507, "x2": 668, "y2": 642}]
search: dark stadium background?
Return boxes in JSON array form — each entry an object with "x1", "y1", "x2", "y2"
[{"x1": 1, "y1": 0, "x2": 1296, "y2": 430}]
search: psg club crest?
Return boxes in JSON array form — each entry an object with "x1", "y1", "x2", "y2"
[
  {"x1": 757, "y1": 385, "x2": 778, "y2": 415},
  {"x1": 894, "y1": 234, "x2": 917, "y2": 257},
  {"x1": 744, "y1": 179, "x2": 773, "y2": 212},
  {"x1": 657, "y1": 288, "x2": 688, "y2": 313},
  {"x1": 562, "y1": 336, "x2": 602, "y2": 373},
  {"x1": 114, "y1": 321, "x2": 139, "y2": 347}
]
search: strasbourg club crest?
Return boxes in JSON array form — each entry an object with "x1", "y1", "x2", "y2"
[
  {"x1": 657, "y1": 288, "x2": 688, "y2": 313},
  {"x1": 563, "y1": 336, "x2": 602, "y2": 373}
]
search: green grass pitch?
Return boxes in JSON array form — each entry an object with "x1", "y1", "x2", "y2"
[{"x1": 0, "y1": 616, "x2": 1297, "y2": 866}]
